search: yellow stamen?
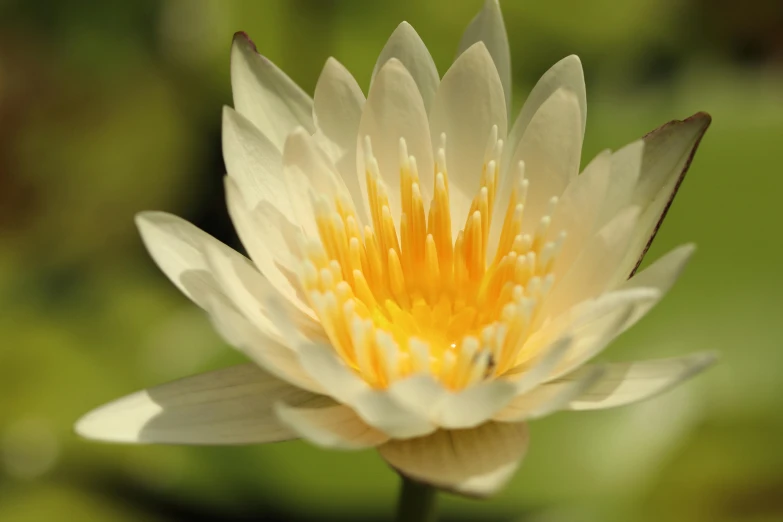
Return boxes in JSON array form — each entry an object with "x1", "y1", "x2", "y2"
[{"x1": 300, "y1": 131, "x2": 565, "y2": 390}]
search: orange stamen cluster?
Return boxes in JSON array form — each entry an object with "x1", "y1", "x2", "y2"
[{"x1": 300, "y1": 129, "x2": 566, "y2": 390}]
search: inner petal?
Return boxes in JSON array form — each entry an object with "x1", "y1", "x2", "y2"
[{"x1": 299, "y1": 130, "x2": 565, "y2": 390}]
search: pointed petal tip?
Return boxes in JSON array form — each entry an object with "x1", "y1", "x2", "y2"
[
  {"x1": 74, "y1": 392, "x2": 156, "y2": 444},
  {"x1": 323, "y1": 56, "x2": 340, "y2": 69},
  {"x1": 290, "y1": 125, "x2": 311, "y2": 139},
  {"x1": 74, "y1": 411, "x2": 95, "y2": 440},
  {"x1": 462, "y1": 39, "x2": 491, "y2": 59},
  {"x1": 679, "y1": 242, "x2": 697, "y2": 256},
  {"x1": 232, "y1": 31, "x2": 257, "y2": 51},
  {"x1": 378, "y1": 56, "x2": 406, "y2": 72},
  {"x1": 680, "y1": 111, "x2": 713, "y2": 135},
  {"x1": 644, "y1": 111, "x2": 713, "y2": 141},
  {"x1": 74, "y1": 415, "x2": 121, "y2": 444},
  {"x1": 133, "y1": 211, "x2": 152, "y2": 227},
  {"x1": 134, "y1": 210, "x2": 168, "y2": 231},
  {"x1": 231, "y1": 32, "x2": 272, "y2": 66},
  {"x1": 688, "y1": 111, "x2": 712, "y2": 127},
  {"x1": 689, "y1": 350, "x2": 719, "y2": 372}
]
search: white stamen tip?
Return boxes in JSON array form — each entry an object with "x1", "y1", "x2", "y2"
[
  {"x1": 399, "y1": 137, "x2": 409, "y2": 166},
  {"x1": 437, "y1": 148, "x2": 447, "y2": 172}
]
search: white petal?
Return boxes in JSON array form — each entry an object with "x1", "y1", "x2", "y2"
[
  {"x1": 349, "y1": 390, "x2": 437, "y2": 439},
  {"x1": 624, "y1": 112, "x2": 711, "y2": 275},
  {"x1": 76, "y1": 365, "x2": 319, "y2": 445},
  {"x1": 503, "y1": 336, "x2": 572, "y2": 392},
  {"x1": 312, "y1": 58, "x2": 367, "y2": 224},
  {"x1": 545, "y1": 149, "x2": 611, "y2": 277},
  {"x1": 494, "y1": 365, "x2": 605, "y2": 422},
  {"x1": 230, "y1": 33, "x2": 314, "y2": 151},
  {"x1": 135, "y1": 212, "x2": 236, "y2": 308},
  {"x1": 358, "y1": 58, "x2": 434, "y2": 225},
  {"x1": 203, "y1": 240, "x2": 324, "y2": 343},
  {"x1": 388, "y1": 377, "x2": 517, "y2": 429},
  {"x1": 372, "y1": 22, "x2": 439, "y2": 112},
  {"x1": 567, "y1": 352, "x2": 717, "y2": 410},
  {"x1": 520, "y1": 288, "x2": 661, "y2": 380},
  {"x1": 504, "y1": 87, "x2": 583, "y2": 235},
  {"x1": 274, "y1": 397, "x2": 389, "y2": 449},
  {"x1": 429, "y1": 42, "x2": 507, "y2": 236},
  {"x1": 202, "y1": 241, "x2": 279, "y2": 338},
  {"x1": 268, "y1": 294, "x2": 436, "y2": 440},
  {"x1": 541, "y1": 206, "x2": 641, "y2": 321},
  {"x1": 620, "y1": 243, "x2": 695, "y2": 329},
  {"x1": 295, "y1": 343, "x2": 368, "y2": 402},
  {"x1": 504, "y1": 55, "x2": 586, "y2": 170},
  {"x1": 293, "y1": 344, "x2": 436, "y2": 439},
  {"x1": 456, "y1": 0, "x2": 512, "y2": 111},
  {"x1": 378, "y1": 422, "x2": 529, "y2": 497},
  {"x1": 222, "y1": 106, "x2": 291, "y2": 217},
  {"x1": 200, "y1": 282, "x2": 324, "y2": 394},
  {"x1": 283, "y1": 128, "x2": 355, "y2": 239},
  {"x1": 595, "y1": 140, "x2": 644, "y2": 229},
  {"x1": 224, "y1": 177, "x2": 314, "y2": 318}
]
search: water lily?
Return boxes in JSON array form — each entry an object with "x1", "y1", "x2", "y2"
[{"x1": 77, "y1": 0, "x2": 713, "y2": 510}]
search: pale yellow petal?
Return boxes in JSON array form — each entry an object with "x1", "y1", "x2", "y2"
[
  {"x1": 545, "y1": 149, "x2": 611, "y2": 277},
  {"x1": 457, "y1": 0, "x2": 511, "y2": 110},
  {"x1": 76, "y1": 365, "x2": 318, "y2": 445},
  {"x1": 274, "y1": 397, "x2": 390, "y2": 449},
  {"x1": 595, "y1": 140, "x2": 644, "y2": 229},
  {"x1": 135, "y1": 211, "x2": 236, "y2": 309},
  {"x1": 312, "y1": 57, "x2": 367, "y2": 224},
  {"x1": 358, "y1": 58, "x2": 434, "y2": 224},
  {"x1": 624, "y1": 112, "x2": 711, "y2": 275},
  {"x1": 620, "y1": 244, "x2": 696, "y2": 328},
  {"x1": 429, "y1": 42, "x2": 507, "y2": 237},
  {"x1": 541, "y1": 206, "x2": 641, "y2": 321},
  {"x1": 388, "y1": 376, "x2": 517, "y2": 429},
  {"x1": 224, "y1": 177, "x2": 314, "y2": 318},
  {"x1": 504, "y1": 55, "x2": 586, "y2": 170},
  {"x1": 494, "y1": 366, "x2": 605, "y2": 422},
  {"x1": 230, "y1": 33, "x2": 313, "y2": 150},
  {"x1": 221, "y1": 106, "x2": 290, "y2": 217},
  {"x1": 283, "y1": 127, "x2": 355, "y2": 239},
  {"x1": 504, "y1": 87, "x2": 582, "y2": 236},
  {"x1": 567, "y1": 352, "x2": 717, "y2": 410},
  {"x1": 372, "y1": 22, "x2": 439, "y2": 111},
  {"x1": 201, "y1": 289, "x2": 324, "y2": 394},
  {"x1": 519, "y1": 288, "x2": 660, "y2": 379},
  {"x1": 378, "y1": 422, "x2": 529, "y2": 497},
  {"x1": 294, "y1": 345, "x2": 436, "y2": 439}
]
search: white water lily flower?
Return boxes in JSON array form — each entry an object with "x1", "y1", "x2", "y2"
[{"x1": 76, "y1": 0, "x2": 714, "y2": 497}]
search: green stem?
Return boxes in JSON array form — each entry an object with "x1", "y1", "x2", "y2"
[{"x1": 396, "y1": 476, "x2": 438, "y2": 522}]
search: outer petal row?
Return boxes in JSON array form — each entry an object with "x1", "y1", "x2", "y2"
[
  {"x1": 372, "y1": 22, "x2": 439, "y2": 113},
  {"x1": 231, "y1": 33, "x2": 314, "y2": 151},
  {"x1": 379, "y1": 422, "x2": 530, "y2": 498},
  {"x1": 358, "y1": 58, "x2": 434, "y2": 226},
  {"x1": 456, "y1": 0, "x2": 512, "y2": 112},
  {"x1": 76, "y1": 364, "x2": 316, "y2": 445},
  {"x1": 495, "y1": 352, "x2": 715, "y2": 421},
  {"x1": 312, "y1": 58, "x2": 368, "y2": 225},
  {"x1": 429, "y1": 42, "x2": 507, "y2": 236}
]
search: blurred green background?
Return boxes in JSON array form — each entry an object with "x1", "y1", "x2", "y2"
[{"x1": 1, "y1": 0, "x2": 782, "y2": 520}]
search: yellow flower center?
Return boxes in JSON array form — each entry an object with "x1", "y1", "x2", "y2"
[{"x1": 300, "y1": 130, "x2": 564, "y2": 390}]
